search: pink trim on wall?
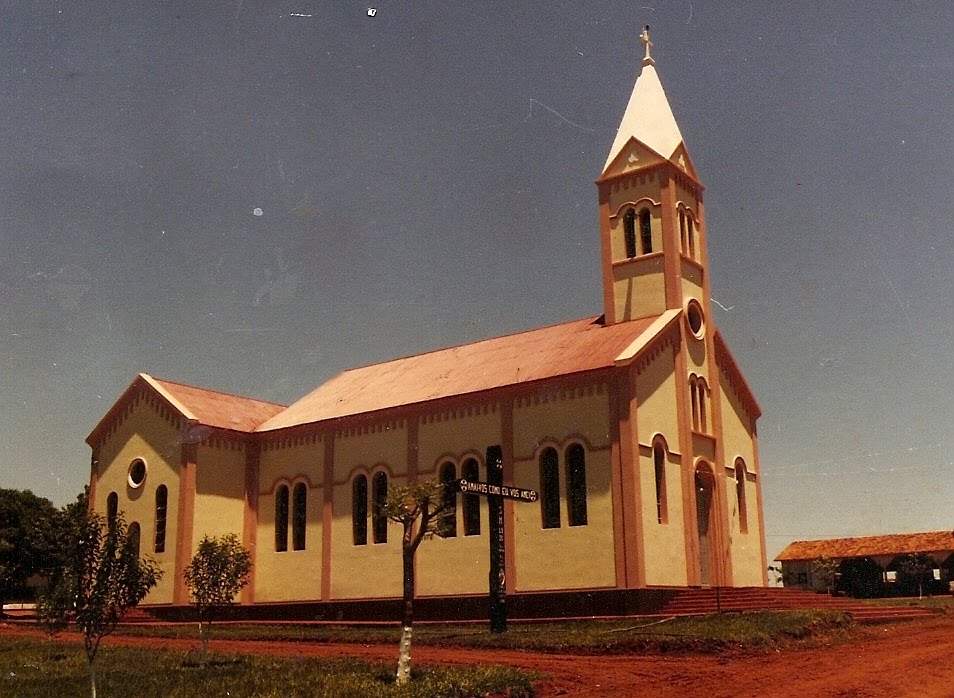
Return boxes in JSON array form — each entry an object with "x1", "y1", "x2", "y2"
[
  {"x1": 241, "y1": 441, "x2": 260, "y2": 604},
  {"x1": 173, "y1": 443, "x2": 197, "y2": 605},
  {"x1": 321, "y1": 436, "x2": 334, "y2": 601}
]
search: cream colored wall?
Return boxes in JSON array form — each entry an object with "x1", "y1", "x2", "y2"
[
  {"x1": 633, "y1": 344, "x2": 689, "y2": 586},
  {"x1": 613, "y1": 257, "x2": 667, "y2": 322},
  {"x1": 255, "y1": 439, "x2": 324, "y2": 602},
  {"x1": 718, "y1": 365, "x2": 764, "y2": 586},
  {"x1": 194, "y1": 442, "x2": 246, "y2": 544},
  {"x1": 416, "y1": 407, "x2": 500, "y2": 597},
  {"x1": 511, "y1": 385, "x2": 616, "y2": 591},
  {"x1": 93, "y1": 395, "x2": 181, "y2": 605},
  {"x1": 329, "y1": 424, "x2": 407, "y2": 599}
]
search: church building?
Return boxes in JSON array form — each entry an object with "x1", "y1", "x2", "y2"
[{"x1": 87, "y1": 30, "x2": 767, "y2": 616}]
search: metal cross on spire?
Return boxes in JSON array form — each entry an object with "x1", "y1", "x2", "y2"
[{"x1": 640, "y1": 24, "x2": 655, "y2": 66}]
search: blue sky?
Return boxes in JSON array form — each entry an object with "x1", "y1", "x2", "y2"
[{"x1": 1, "y1": 1, "x2": 951, "y2": 560}]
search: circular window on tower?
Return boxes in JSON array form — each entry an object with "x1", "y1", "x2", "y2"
[
  {"x1": 686, "y1": 299, "x2": 705, "y2": 339},
  {"x1": 127, "y1": 458, "x2": 147, "y2": 489}
]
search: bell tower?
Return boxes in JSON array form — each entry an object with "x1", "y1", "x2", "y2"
[{"x1": 596, "y1": 27, "x2": 710, "y2": 331}]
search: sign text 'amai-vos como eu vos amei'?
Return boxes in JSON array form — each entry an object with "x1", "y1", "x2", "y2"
[{"x1": 458, "y1": 479, "x2": 538, "y2": 502}]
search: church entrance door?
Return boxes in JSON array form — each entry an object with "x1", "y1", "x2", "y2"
[{"x1": 695, "y1": 466, "x2": 715, "y2": 586}]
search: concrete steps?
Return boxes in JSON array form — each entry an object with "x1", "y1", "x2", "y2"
[{"x1": 656, "y1": 587, "x2": 937, "y2": 624}]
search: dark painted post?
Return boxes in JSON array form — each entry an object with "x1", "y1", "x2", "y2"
[{"x1": 486, "y1": 445, "x2": 507, "y2": 633}]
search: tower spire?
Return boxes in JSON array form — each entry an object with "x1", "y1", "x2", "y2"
[{"x1": 640, "y1": 25, "x2": 655, "y2": 67}]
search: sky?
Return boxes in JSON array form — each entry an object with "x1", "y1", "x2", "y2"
[{"x1": 1, "y1": 1, "x2": 952, "y2": 562}]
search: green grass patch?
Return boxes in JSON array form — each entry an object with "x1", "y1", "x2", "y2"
[
  {"x1": 861, "y1": 596, "x2": 954, "y2": 612},
  {"x1": 0, "y1": 635, "x2": 537, "y2": 698},
  {"x1": 120, "y1": 609, "x2": 853, "y2": 655}
]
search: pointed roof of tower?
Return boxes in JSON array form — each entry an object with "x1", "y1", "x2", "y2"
[{"x1": 603, "y1": 26, "x2": 687, "y2": 173}]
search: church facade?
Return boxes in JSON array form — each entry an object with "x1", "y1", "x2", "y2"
[{"x1": 87, "y1": 34, "x2": 767, "y2": 613}]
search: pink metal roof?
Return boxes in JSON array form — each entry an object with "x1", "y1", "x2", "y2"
[
  {"x1": 258, "y1": 314, "x2": 661, "y2": 431},
  {"x1": 776, "y1": 531, "x2": 954, "y2": 561},
  {"x1": 149, "y1": 376, "x2": 287, "y2": 433}
]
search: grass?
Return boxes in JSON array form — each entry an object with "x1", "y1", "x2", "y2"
[
  {"x1": 118, "y1": 610, "x2": 853, "y2": 655},
  {"x1": 862, "y1": 596, "x2": 954, "y2": 612},
  {"x1": 0, "y1": 635, "x2": 537, "y2": 698}
]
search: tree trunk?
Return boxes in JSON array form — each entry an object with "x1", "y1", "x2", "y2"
[
  {"x1": 396, "y1": 542, "x2": 415, "y2": 685},
  {"x1": 87, "y1": 655, "x2": 97, "y2": 698}
]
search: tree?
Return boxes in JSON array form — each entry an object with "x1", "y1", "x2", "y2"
[
  {"x1": 898, "y1": 552, "x2": 936, "y2": 599},
  {"x1": 0, "y1": 488, "x2": 60, "y2": 610},
  {"x1": 810, "y1": 556, "x2": 839, "y2": 594},
  {"x1": 183, "y1": 534, "x2": 251, "y2": 656},
  {"x1": 376, "y1": 479, "x2": 454, "y2": 686},
  {"x1": 38, "y1": 495, "x2": 161, "y2": 698}
]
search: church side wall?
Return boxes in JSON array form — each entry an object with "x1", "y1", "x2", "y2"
[
  {"x1": 511, "y1": 383, "x2": 616, "y2": 591},
  {"x1": 718, "y1": 364, "x2": 765, "y2": 585},
  {"x1": 194, "y1": 441, "x2": 246, "y2": 543},
  {"x1": 255, "y1": 438, "x2": 324, "y2": 602},
  {"x1": 92, "y1": 396, "x2": 182, "y2": 605},
  {"x1": 329, "y1": 424, "x2": 407, "y2": 599},
  {"x1": 415, "y1": 407, "x2": 499, "y2": 596},
  {"x1": 634, "y1": 343, "x2": 689, "y2": 586}
]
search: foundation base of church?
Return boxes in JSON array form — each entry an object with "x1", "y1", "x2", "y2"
[{"x1": 144, "y1": 587, "x2": 697, "y2": 623}]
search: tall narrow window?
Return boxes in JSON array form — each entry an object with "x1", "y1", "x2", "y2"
[
  {"x1": 275, "y1": 485, "x2": 289, "y2": 552},
  {"x1": 679, "y1": 209, "x2": 687, "y2": 253},
  {"x1": 106, "y1": 492, "x2": 118, "y2": 529},
  {"x1": 698, "y1": 379, "x2": 708, "y2": 433},
  {"x1": 690, "y1": 379, "x2": 699, "y2": 431},
  {"x1": 540, "y1": 447, "x2": 561, "y2": 529},
  {"x1": 736, "y1": 461, "x2": 748, "y2": 534},
  {"x1": 372, "y1": 472, "x2": 388, "y2": 544},
  {"x1": 640, "y1": 209, "x2": 653, "y2": 254},
  {"x1": 654, "y1": 443, "x2": 668, "y2": 524},
  {"x1": 462, "y1": 458, "x2": 481, "y2": 536},
  {"x1": 154, "y1": 485, "x2": 168, "y2": 553},
  {"x1": 567, "y1": 444, "x2": 588, "y2": 526},
  {"x1": 623, "y1": 208, "x2": 637, "y2": 258},
  {"x1": 352, "y1": 475, "x2": 368, "y2": 546},
  {"x1": 439, "y1": 462, "x2": 458, "y2": 538},
  {"x1": 292, "y1": 483, "x2": 307, "y2": 551},
  {"x1": 687, "y1": 215, "x2": 696, "y2": 258},
  {"x1": 128, "y1": 522, "x2": 141, "y2": 558}
]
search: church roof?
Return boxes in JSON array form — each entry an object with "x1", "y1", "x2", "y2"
[
  {"x1": 603, "y1": 37, "x2": 687, "y2": 173},
  {"x1": 144, "y1": 375, "x2": 287, "y2": 433},
  {"x1": 776, "y1": 531, "x2": 954, "y2": 562},
  {"x1": 86, "y1": 374, "x2": 287, "y2": 446},
  {"x1": 258, "y1": 313, "x2": 675, "y2": 431}
]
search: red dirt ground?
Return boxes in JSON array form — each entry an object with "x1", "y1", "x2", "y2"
[{"x1": 4, "y1": 616, "x2": 954, "y2": 697}]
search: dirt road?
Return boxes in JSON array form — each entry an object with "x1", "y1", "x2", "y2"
[{"x1": 4, "y1": 616, "x2": 954, "y2": 697}]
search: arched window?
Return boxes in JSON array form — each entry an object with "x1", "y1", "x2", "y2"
[
  {"x1": 653, "y1": 442, "x2": 668, "y2": 524},
  {"x1": 690, "y1": 378, "x2": 699, "y2": 431},
  {"x1": 623, "y1": 208, "x2": 637, "y2": 258},
  {"x1": 462, "y1": 458, "x2": 481, "y2": 536},
  {"x1": 128, "y1": 521, "x2": 141, "y2": 558},
  {"x1": 639, "y1": 209, "x2": 653, "y2": 254},
  {"x1": 352, "y1": 475, "x2": 368, "y2": 546},
  {"x1": 292, "y1": 483, "x2": 307, "y2": 551},
  {"x1": 687, "y1": 215, "x2": 696, "y2": 258},
  {"x1": 106, "y1": 492, "x2": 118, "y2": 529},
  {"x1": 540, "y1": 447, "x2": 560, "y2": 529},
  {"x1": 679, "y1": 209, "x2": 687, "y2": 253},
  {"x1": 275, "y1": 485, "x2": 289, "y2": 552},
  {"x1": 735, "y1": 461, "x2": 748, "y2": 534},
  {"x1": 154, "y1": 485, "x2": 168, "y2": 553},
  {"x1": 372, "y1": 472, "x2": 388, "y2": 544},
  {"x1": 439, "y1": 462, "x2": 458, "y2": 538},
  {"x1": 698, "y1": 378, "x2": 708, "y2": 433},
  {"x1": 567, "y1": 444, "x2": 588, "y2": 527}
]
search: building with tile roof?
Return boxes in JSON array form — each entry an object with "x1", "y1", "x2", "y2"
[
  {"x1": 776, "y1": 532, "x2": 954, "y2": 597},
  {"x1": 87, "y1": 29, "x2": 768, "y2": 615}
]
